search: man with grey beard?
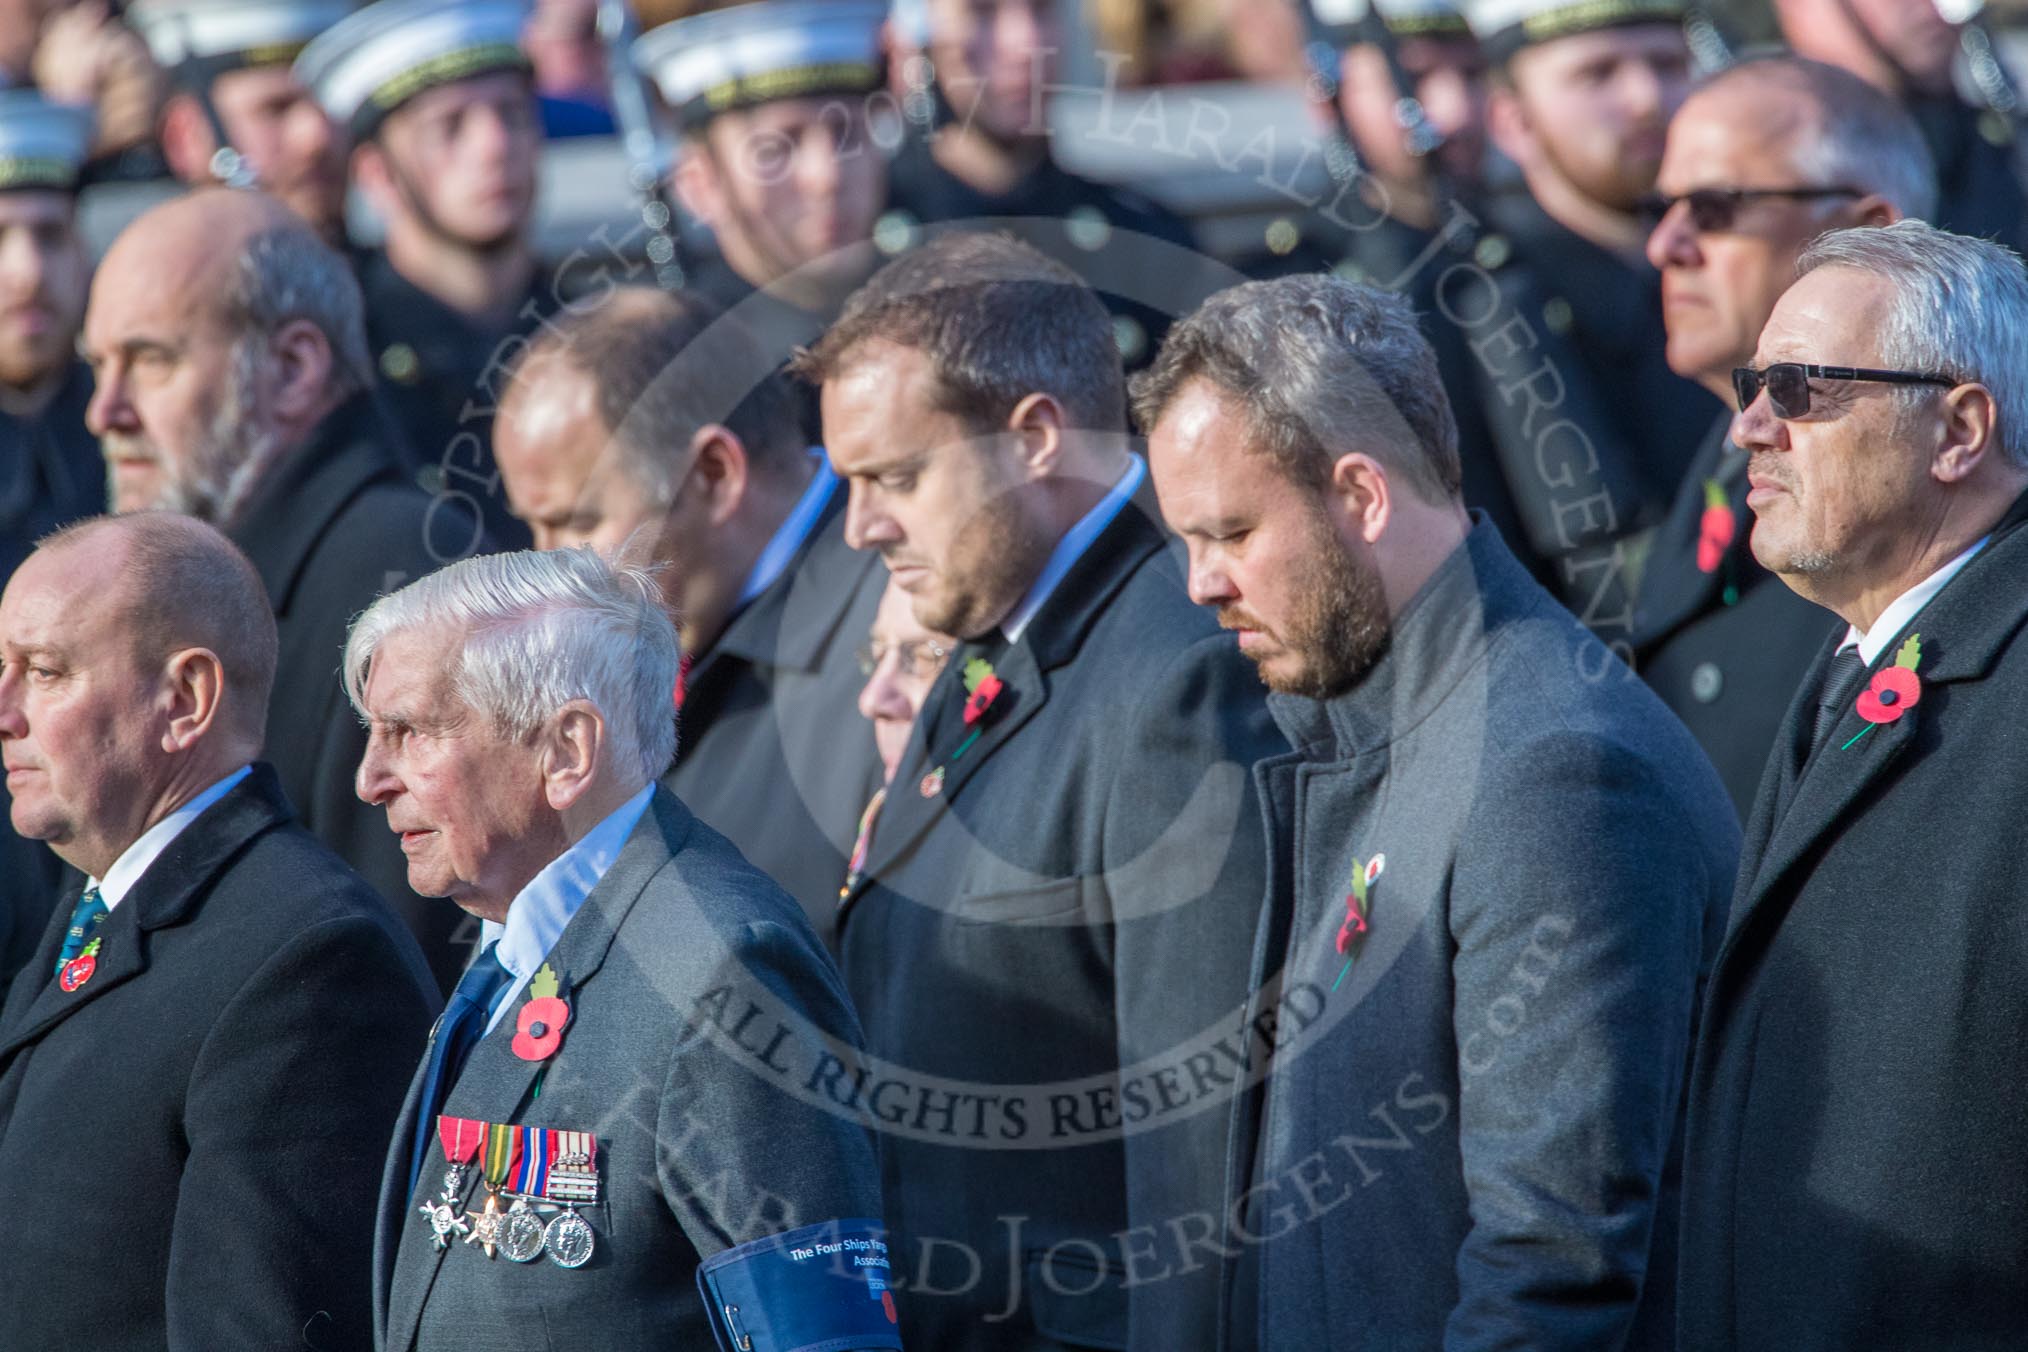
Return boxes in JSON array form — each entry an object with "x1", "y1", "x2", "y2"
[
  {"x1": 80, "y1": 188, "x2": 480, "y2": 993},
  {"x1": 1138, "y1": 273, "x2": 1738, "y2": 1350}
]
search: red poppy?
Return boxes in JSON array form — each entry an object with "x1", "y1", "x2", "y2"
[
  {"x1": 58, "y1": 954, "x2": 95, "y2": 992},
  {"x1": 512, "y1": 995, "x2": 571, "y2": 1062},
  {"x1": 882, "y1": 1290, "x2": 897, "y2": 1324},
  {"x1": 1696, "y1": 505, "x2": 1735, "y2": 573},
  {"x1": 963, "y1": 674, "x2": 1005, "y2": 727},
  {"x1": 1855, "y1": 665, "x2": 1922, "y2": 725},
  {"x1": 1335, "y1": 895, "x2": 1368, "y2": 955}
]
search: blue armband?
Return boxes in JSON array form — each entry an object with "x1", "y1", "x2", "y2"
[{"x1": 698, "y1": 1218, "x2": 905, "y2": 1351}]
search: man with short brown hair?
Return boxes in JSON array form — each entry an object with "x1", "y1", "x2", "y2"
[{"x1": 802, "y1": 230, "x2": 1285, "y2": 1349}]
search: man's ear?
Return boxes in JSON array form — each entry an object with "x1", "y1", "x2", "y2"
[
  {"x1": 1006, "y1": 392, "x2": 1067, "y2": 480},
  {"x1": 1485, "y1": 81, "x2": 1536, "y2": 171},
  {"x1": 541, "y1": 700, "x2": 605, "y2": 812},
  {"x1": 159, "y1": 647, "x2": 226, "y2": 754},
  {"x1": 1932, "y1": 381, "x2": 2000, "y2": 485},
  {"x1": 687, "y1": 425, "x2": 752, "y2": 527},
  {"x1": 672, "y1": 140, "x2": 723, "y2": 227},
  {"x1": 1326, "y1": 452, "x2": 1393, "y2": 546},
  {"x1": 268, "y1": 317, "x2": 337, "y2": 423},
  {"x1": 350, "y1": 140, "x2": 398, "y2": 217},
  {"x1": 1845, "y1": 193, "x2": 1899, "y2": 229},
  {"x1": 158, "y1": 93, "x2": 218, "y2": 185}
]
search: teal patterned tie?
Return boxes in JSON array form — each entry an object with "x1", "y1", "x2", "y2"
[{"x1": 53, "y1": 886, "x2": 107, "y2": 974}]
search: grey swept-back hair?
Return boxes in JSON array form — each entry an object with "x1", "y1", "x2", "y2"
[
  {"x1": 1798, "y1": 221, "x2": 2028, "y2": 469},
  {"x1": 1130, "y1": 274, "x2": 1461, "y2": 503},
  {"x1": 343, "y1": 547, "x2": 679, "y2": 785},
  {"x1": 222, "y1": 223, "x2": 373, "y2": 400}
]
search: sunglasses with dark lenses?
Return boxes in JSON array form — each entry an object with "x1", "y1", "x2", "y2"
[
  {"x1": 1731, "y1": 363, "x2": 1958, "y2": 417},
  {"x1": 1637, "y1": 185, "x2": 1863, "y2": 233}
]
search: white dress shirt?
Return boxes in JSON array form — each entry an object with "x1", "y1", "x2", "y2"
[{"x1": 1838, "y1": 535, "x2": 1989, "y2": 663}]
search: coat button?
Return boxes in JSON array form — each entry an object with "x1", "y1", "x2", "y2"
[
  {"x1": 1691, "y1": 662, "x2": 1723, "y2": 704},
  {"x1": 379, "y1": 343, "x2": 420, "y2": 384}
]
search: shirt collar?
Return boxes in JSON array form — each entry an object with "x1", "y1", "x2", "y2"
[
  {"x1": 1000, "y1": 457, "x2": 1145, "y2": 644},
  {"x1": 91, "y1": 766, "x2": 252, "y2": 910},
  {"x1": 478, "y1": 783, "x2": 654, "y2": 1032},
  {"x1": 734, "y1": 453, "x2": 837, "y2": 611},
  {"x1": 1839, "y1": 534, "x2": 1990, "y2": 664}
]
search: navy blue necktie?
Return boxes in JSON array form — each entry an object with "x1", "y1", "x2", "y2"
[
  {"x1": 53, "y1": 887, "x2": 107, "y2": 975},
  {"x1": 1812, "y1": 647, "x2": 1869, "y2": 752},
  {"x1": 409, "y1": 944, "x2": 514, "y2": 1190}
]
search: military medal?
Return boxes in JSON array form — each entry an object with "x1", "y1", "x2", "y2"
[
  {"x1": 500, "y1": 1197, "x2": 546, "y2": 1263},
  {"x1": 463, "y1": 1121, "x2": 523, "y2": 1259},
  {"x1": 421, "y1": 1116, "x2": 483, "y2": 1250},
  {"x1": 58, "y1": 937, "x2": 100, "y2": 993},
  {"x1": 499, "y1": 1125, "x2": 556, "y2": 1262},
  {"x1": 543, "y1": 1130, "x2": 599, "y2": 1268},
  {"x1": 465, "y1": 1190, "x2": 506, "y2": 1259}
]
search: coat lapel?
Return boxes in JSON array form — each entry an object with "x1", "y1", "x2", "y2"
[
  {"x1": 382, "y1": 791, "x2": 687, "y2": 1352},
  {"x1": 0, "y1": 767, "x2": 291, "y2": 1061}
]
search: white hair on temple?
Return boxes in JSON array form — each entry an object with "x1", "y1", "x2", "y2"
[
  {"x1": 343, "y1": 547, "x2": 679, "y2": 785},
  {"x1": 1799, "y1": 221, "x2": 2028, "y2": 469}
]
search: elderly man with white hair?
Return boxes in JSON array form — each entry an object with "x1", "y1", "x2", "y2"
[
  {"x1": 1681, "y1": 220, "x2": 2028, "y2": 1349},
  {"x1": 348, "y1": 547, "x2": 900, "y2": 1352}
]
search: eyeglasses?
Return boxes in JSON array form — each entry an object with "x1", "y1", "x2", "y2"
[
  {"x1": 1731, "y1": 363, "x2": 1959, "y2": 417},
  {"x1": 856, "y1": 638, "x2": 951, "y2": 679},
  {"x1": 1637, "y1": 186, "x2": 1864, "y2": 233}
]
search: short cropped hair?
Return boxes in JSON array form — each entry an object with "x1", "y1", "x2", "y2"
[
  {"x1": 1693, "y1": 55, "x2": 1937, "y2": 222},
  {"x1": 509, "y1": 287, "x2": 809, "y2": 505},
  {"x1": 342, "y1": 547, "x2": 680, "y2": 785},
  {"x1": 1798, "y1": 221, "x2": 2028, "y2": 469},
  {"x1": 792, "y1": 231, "x2": 1127, "y2": 434},
  {"x1": 221, "y1": 221, "x2": 373, "y2": 400},
  {"x1": 1130, "y1": 274, "x2": 1462, "y2": 503},
  {"x1": 41, "y1": 513, "x2": 279, "y2": 738}
]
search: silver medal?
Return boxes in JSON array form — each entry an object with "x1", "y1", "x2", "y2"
[
  {"x1": 500, "y1": 1197, "x2": 547, "y2": 1263},
  {"x1": 543, "y1": 1209, "x2": 595, "y2": 1268},
  {"x1": 419, "y1": 1164, "x2": 471, "y2": 1251}
]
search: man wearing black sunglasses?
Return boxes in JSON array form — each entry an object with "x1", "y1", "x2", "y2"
[
  {"x1": 1682, "y1": 218, "x2": 2028, "y2": 1350},
  {"x1": 1632, "y1": 56, "x2": 1934, "y2": 817}
]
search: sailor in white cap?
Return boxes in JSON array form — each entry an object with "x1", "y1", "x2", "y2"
[
  {"x1": 295, "y1": 0, "x2": 550, "y2": 549},
  {"x1": 0, "y1": 90, "x2": 102, "y2": 998},
  {"x1": 881, "y1": 0, "x2": 1197, "y2": 370},
  {"x1": 634, "y1": 0, "x2": 889, "y2": 329},
  {"x1": 129, "y1": 0, "x2": 357, "y2": 244},
  {"x1": 1465, "y1": 0, "x2": 1723, "y2": 551}
]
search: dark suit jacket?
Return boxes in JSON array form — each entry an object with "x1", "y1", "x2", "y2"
[
  {"x1": 1633, "y1": 416, "x2": 1842, "y2": 817},
  {"x1": 1226, "y1": 521, "x2": 1738, "y2": 1351},
  {"x1": 0, "y1": 765, "x2": 439, "y2": 1351},
  {"x1": 664, "y1": 488, "x2": 886, "y2": 941},
  {"x1": 376, "y1": 788, "x2": 886, "y2": 1352},
  {"x1": 230, "y1": 394, "x2": 484, "y2": 993},
  {"x1": 836, "y1": 478, "x2": 1288, "y2": 1350},
  {"x1": 1680, "y1": 494, "x2": 2028, "y2": 1350}
]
